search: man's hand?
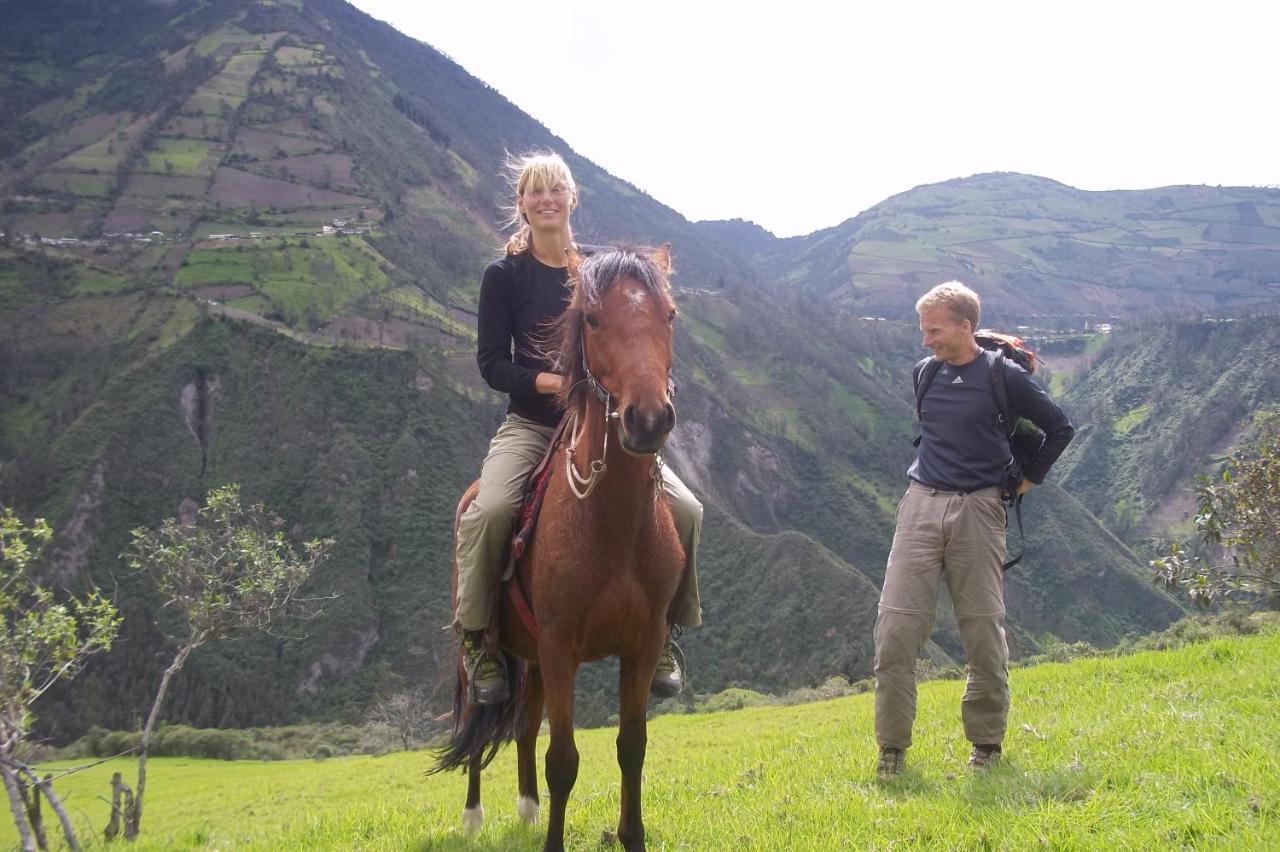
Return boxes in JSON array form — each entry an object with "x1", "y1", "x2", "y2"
[
  {"x1": 1017, "y1": 479, "x2": 1035, "y2": 496},
  {"x1": 535, "y1": 372, "x2": 564, "y2": 395}
]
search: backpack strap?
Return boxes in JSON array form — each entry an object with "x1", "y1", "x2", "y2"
[
  {"x1": 985, "y1": 351, "x2": 1026, "y2": 571},
  {"x1": 912, "y1": 358, "x2": 941, "y2": 448},
  {"x1": 986, "y1": 350, "x2": 1016, "y2": 440}
]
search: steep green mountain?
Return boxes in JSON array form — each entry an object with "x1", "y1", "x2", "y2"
[
  {"x1": 1, "y1": 0, "x2": 1189, "y2": 739},
  {"x1": 704, "y1": 172, "x2": 1280, "y2": 325},
  {"x1": 1050, "y1": 317, "x2": 1280, "y2": 542}
]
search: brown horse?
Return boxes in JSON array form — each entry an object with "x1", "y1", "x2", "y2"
[{"x1": 434, "y1": 245, "x2": 685, "y2": 852}]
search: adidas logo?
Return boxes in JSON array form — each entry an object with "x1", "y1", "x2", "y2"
[{"x1": 952, "y1": 375, "x2": 964, "y2": 384}]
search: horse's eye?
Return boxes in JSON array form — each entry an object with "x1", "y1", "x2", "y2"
[
  {"x1": 585, "y1": 315, "x2": 599, "y2": 330},
  {"x1": 668, "y1": 310, "x2": 677, "y2": 323}
]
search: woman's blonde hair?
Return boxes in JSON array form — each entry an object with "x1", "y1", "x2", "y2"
[{"x1": 502, "y1": 151, "x2": 577, "y2": 256}]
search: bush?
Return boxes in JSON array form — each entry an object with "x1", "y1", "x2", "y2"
[
  {"x1": 98, "y1": 730, "x2": 141, "y2": 757},
  {"x1": 696, "y1": 688, "x2": 774, "y2": 714},
  {"x1": 153, "y1": 725, "x2": 253, "y2": 760},
  {"x1": 253, "y1": 742, "x2": 288, "y2": 761}
]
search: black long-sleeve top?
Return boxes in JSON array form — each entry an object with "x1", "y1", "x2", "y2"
[{"x1": 475, "y1": 251, "x2": 571, "y2": 428}]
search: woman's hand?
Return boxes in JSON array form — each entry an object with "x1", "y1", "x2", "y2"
[{"x1": 535, "y1": 372, "x2": 564, "y2": 395}]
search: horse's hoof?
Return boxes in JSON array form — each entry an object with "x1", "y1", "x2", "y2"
[
  {"x1": 462, "y1": 804, "x2": 483, "y2": 834},
  {"x1": 517, "y1": 795, "x2": 540, "y2": 824}
]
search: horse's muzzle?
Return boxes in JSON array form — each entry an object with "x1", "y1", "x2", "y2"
[{"x1": 619, "y1": 401, "x2": 676, "y2": 455}]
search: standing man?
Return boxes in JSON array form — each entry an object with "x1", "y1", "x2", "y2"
[{"x1": 875, "y1": 281, "x2": 1074, "y2": 777}]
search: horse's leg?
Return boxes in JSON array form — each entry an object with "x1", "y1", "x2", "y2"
[
  {"x1": 463, "y1": 751, "x2": 483, "y2": 834},
  {"x1": 517, "y1": 663, "x2": 545, "y2": 824},
  {"x1": 616, "y1": 651, "x2": 658, "y2": 852},
  {"x1": 540, "y1": 647, "x2": 580, "y2": 852}
]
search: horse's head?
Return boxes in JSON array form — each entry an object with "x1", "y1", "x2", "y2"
[{"x1": 554, "y1": 245, "x2": 678, "y2": 455}]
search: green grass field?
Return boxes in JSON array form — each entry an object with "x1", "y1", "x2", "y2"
[
  {"x1": 139, "y1": 138, "x2": 221, "y2": 177},
  {"x1": 175, "y1": 238, "x2": 393, "y2": 326},
  {"x1": 11, "y1": 627, "x2": 1276, "y2": 849}
]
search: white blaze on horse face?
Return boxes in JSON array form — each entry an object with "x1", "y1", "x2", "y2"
[{"x1": 623, "y1": 283, "x2": 651, "y2": 313}]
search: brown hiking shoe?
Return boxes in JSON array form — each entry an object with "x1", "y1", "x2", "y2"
[
  {"x1": 462, "y1": 631, "x2": 508, "y2": 705},
  {"x1": 877, "y1": 747, "x2": 906, "y2": 779},
  {"x1": 650, "y1": 640, "x2": 683, "y2": 697},
  {"x1": 969, "y1": 743, "x2": 1002, "y2": 770}
]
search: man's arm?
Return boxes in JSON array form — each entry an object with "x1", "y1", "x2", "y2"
[{"x1": 1008, "y1": 367, "x2": 1075, "y2": 484}]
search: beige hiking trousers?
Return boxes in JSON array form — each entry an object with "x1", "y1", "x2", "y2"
[
  {"x1": 454, "y1": 413, "x2": 704, "y2": 631},
  {"x1": 874, "y1": 481, "x2": 1010, "y2": 750}
]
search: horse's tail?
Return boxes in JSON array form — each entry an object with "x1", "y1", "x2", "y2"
[{"x1": 427, "y1": 652, "x2": 526, "y2": 775}]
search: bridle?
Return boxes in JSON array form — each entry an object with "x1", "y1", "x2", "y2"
[{"x1": 563, "y1": 338, "x2": 671, "y2": 500}]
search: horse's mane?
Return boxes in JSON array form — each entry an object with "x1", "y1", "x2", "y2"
[{"x1": 544, "y1": 247, "x2": 675, "y2": 415}]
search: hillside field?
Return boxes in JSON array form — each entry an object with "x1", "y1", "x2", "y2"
[{"x1": 9, "y1": 628, "x2": 1278, "y2": 850}]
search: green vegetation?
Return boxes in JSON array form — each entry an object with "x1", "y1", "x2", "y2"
[
  {"x1": 140, "y1": 137, "x2": 220, "y2": 176},
  {"x1": 1153, "y1": 419, "x2": 1280, "y2": 606},
  {"x1": 73, "y1": 267, "x2": 132, "y2": 296},
  {"x1": 33, "y1": 169, "x2": 116, "y2": 197},
  {"x1": 4, "y1": 630, "x2": 1277, "y2": 849},
  {"x1": 176, "y1": 239, "x2": 393, "y2": 326},
  {"x1": 0, "y1": 508, "x2": 120, "y2": 850},
  {"x1": 175, "y1": 249, "x2": 256, "y2": 286},
  {"x1": 1057, "y1": 318, "x2": 1280, "y2": 541},
  {"x1": 1114, "y1": 402, "x2": 1152, "y2": 435}
]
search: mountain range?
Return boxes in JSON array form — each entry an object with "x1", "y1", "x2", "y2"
[{"x1": 3, "y1": 0, "x2": 1275, "y2": 737}]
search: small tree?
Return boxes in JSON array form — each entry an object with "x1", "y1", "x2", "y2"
[
  {"x1": 1152, "y1": 419, "x2": 1280, "y2": 607},
  {"x1": 0, "y1": 507, "x2": 121, "y2": 852},
  {"x1": 366, "y1": 692, "x2": 433, "y2": 752},
  {"x1": 116, "y1": 485, "x2": 332, "y2": 840}
]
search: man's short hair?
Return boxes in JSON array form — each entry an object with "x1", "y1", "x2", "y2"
[{"x1": 916, "y1": 281, "x2": 981, "y2": 328}]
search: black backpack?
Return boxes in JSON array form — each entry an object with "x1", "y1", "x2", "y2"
[{"x1": 912, "y1": 332, "x2": 1046, "y2": 570}]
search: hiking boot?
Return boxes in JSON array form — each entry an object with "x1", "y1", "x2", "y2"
[
  {"x1": 877, "y1": 747, "x2": 906, "y2": 779},
  {"x1": 969, "y1": 743, "x2": 1002, "y2": 771},
  {"x1": 650, "y1": 640, "x2": 683, "y2": 697},
  {"x1": 461, "y1": 631, "x2": 508, "y2": 705}
]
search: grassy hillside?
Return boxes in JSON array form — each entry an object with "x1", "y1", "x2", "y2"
[{"x1": 8, "y1": 626, "x2": 1277, "y2": 849}]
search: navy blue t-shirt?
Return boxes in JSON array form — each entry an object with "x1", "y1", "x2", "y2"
[
  {"x1": 908, "y1": 352, "x2": 1075, "y2": 492},
  {"x1": 908, "y1": 357, "x2": 1010, "y2": 491}
]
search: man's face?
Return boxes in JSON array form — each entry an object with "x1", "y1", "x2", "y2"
[{"x1": 919, "y1": 306, "x2": 972, "y2": 362}]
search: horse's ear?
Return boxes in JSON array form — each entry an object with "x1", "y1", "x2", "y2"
[
  {"x1": 650, "y1": 242, "x2": 673, "y2": 276},
  {"x1": 565, "y1": 246, "x2": 582, "y2": 282}
]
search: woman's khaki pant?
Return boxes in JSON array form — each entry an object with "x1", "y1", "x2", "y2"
[
  {"x1": 454, "y1": 414, "x2": 703, "y2": 631},
  {"x1": 874, "y1": 481, "x2": 1010, "y2": 750}
]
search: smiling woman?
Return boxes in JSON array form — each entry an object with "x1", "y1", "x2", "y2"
[
  {"x1": 452, "y1": 151, "x2": 703, "y2": 675},
  {"x1": 439, "y1": 152, "x2": 705, "y2": 845}
]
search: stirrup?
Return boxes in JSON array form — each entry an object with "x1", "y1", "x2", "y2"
[{"x1": 462, "y1": 633, "x2": 509, "y2": 706}]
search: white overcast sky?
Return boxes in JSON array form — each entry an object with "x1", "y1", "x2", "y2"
[{"x1": 350, "y1": 0, "x2": 1278, "y2": 237}]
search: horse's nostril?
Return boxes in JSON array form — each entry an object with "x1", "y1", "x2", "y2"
[
  {"x1": 664, "y1": 402, "x2": 676, "y2": 431},
  {"x1": 623, "y1": 404, "x2": 639, "y2": 432}
]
